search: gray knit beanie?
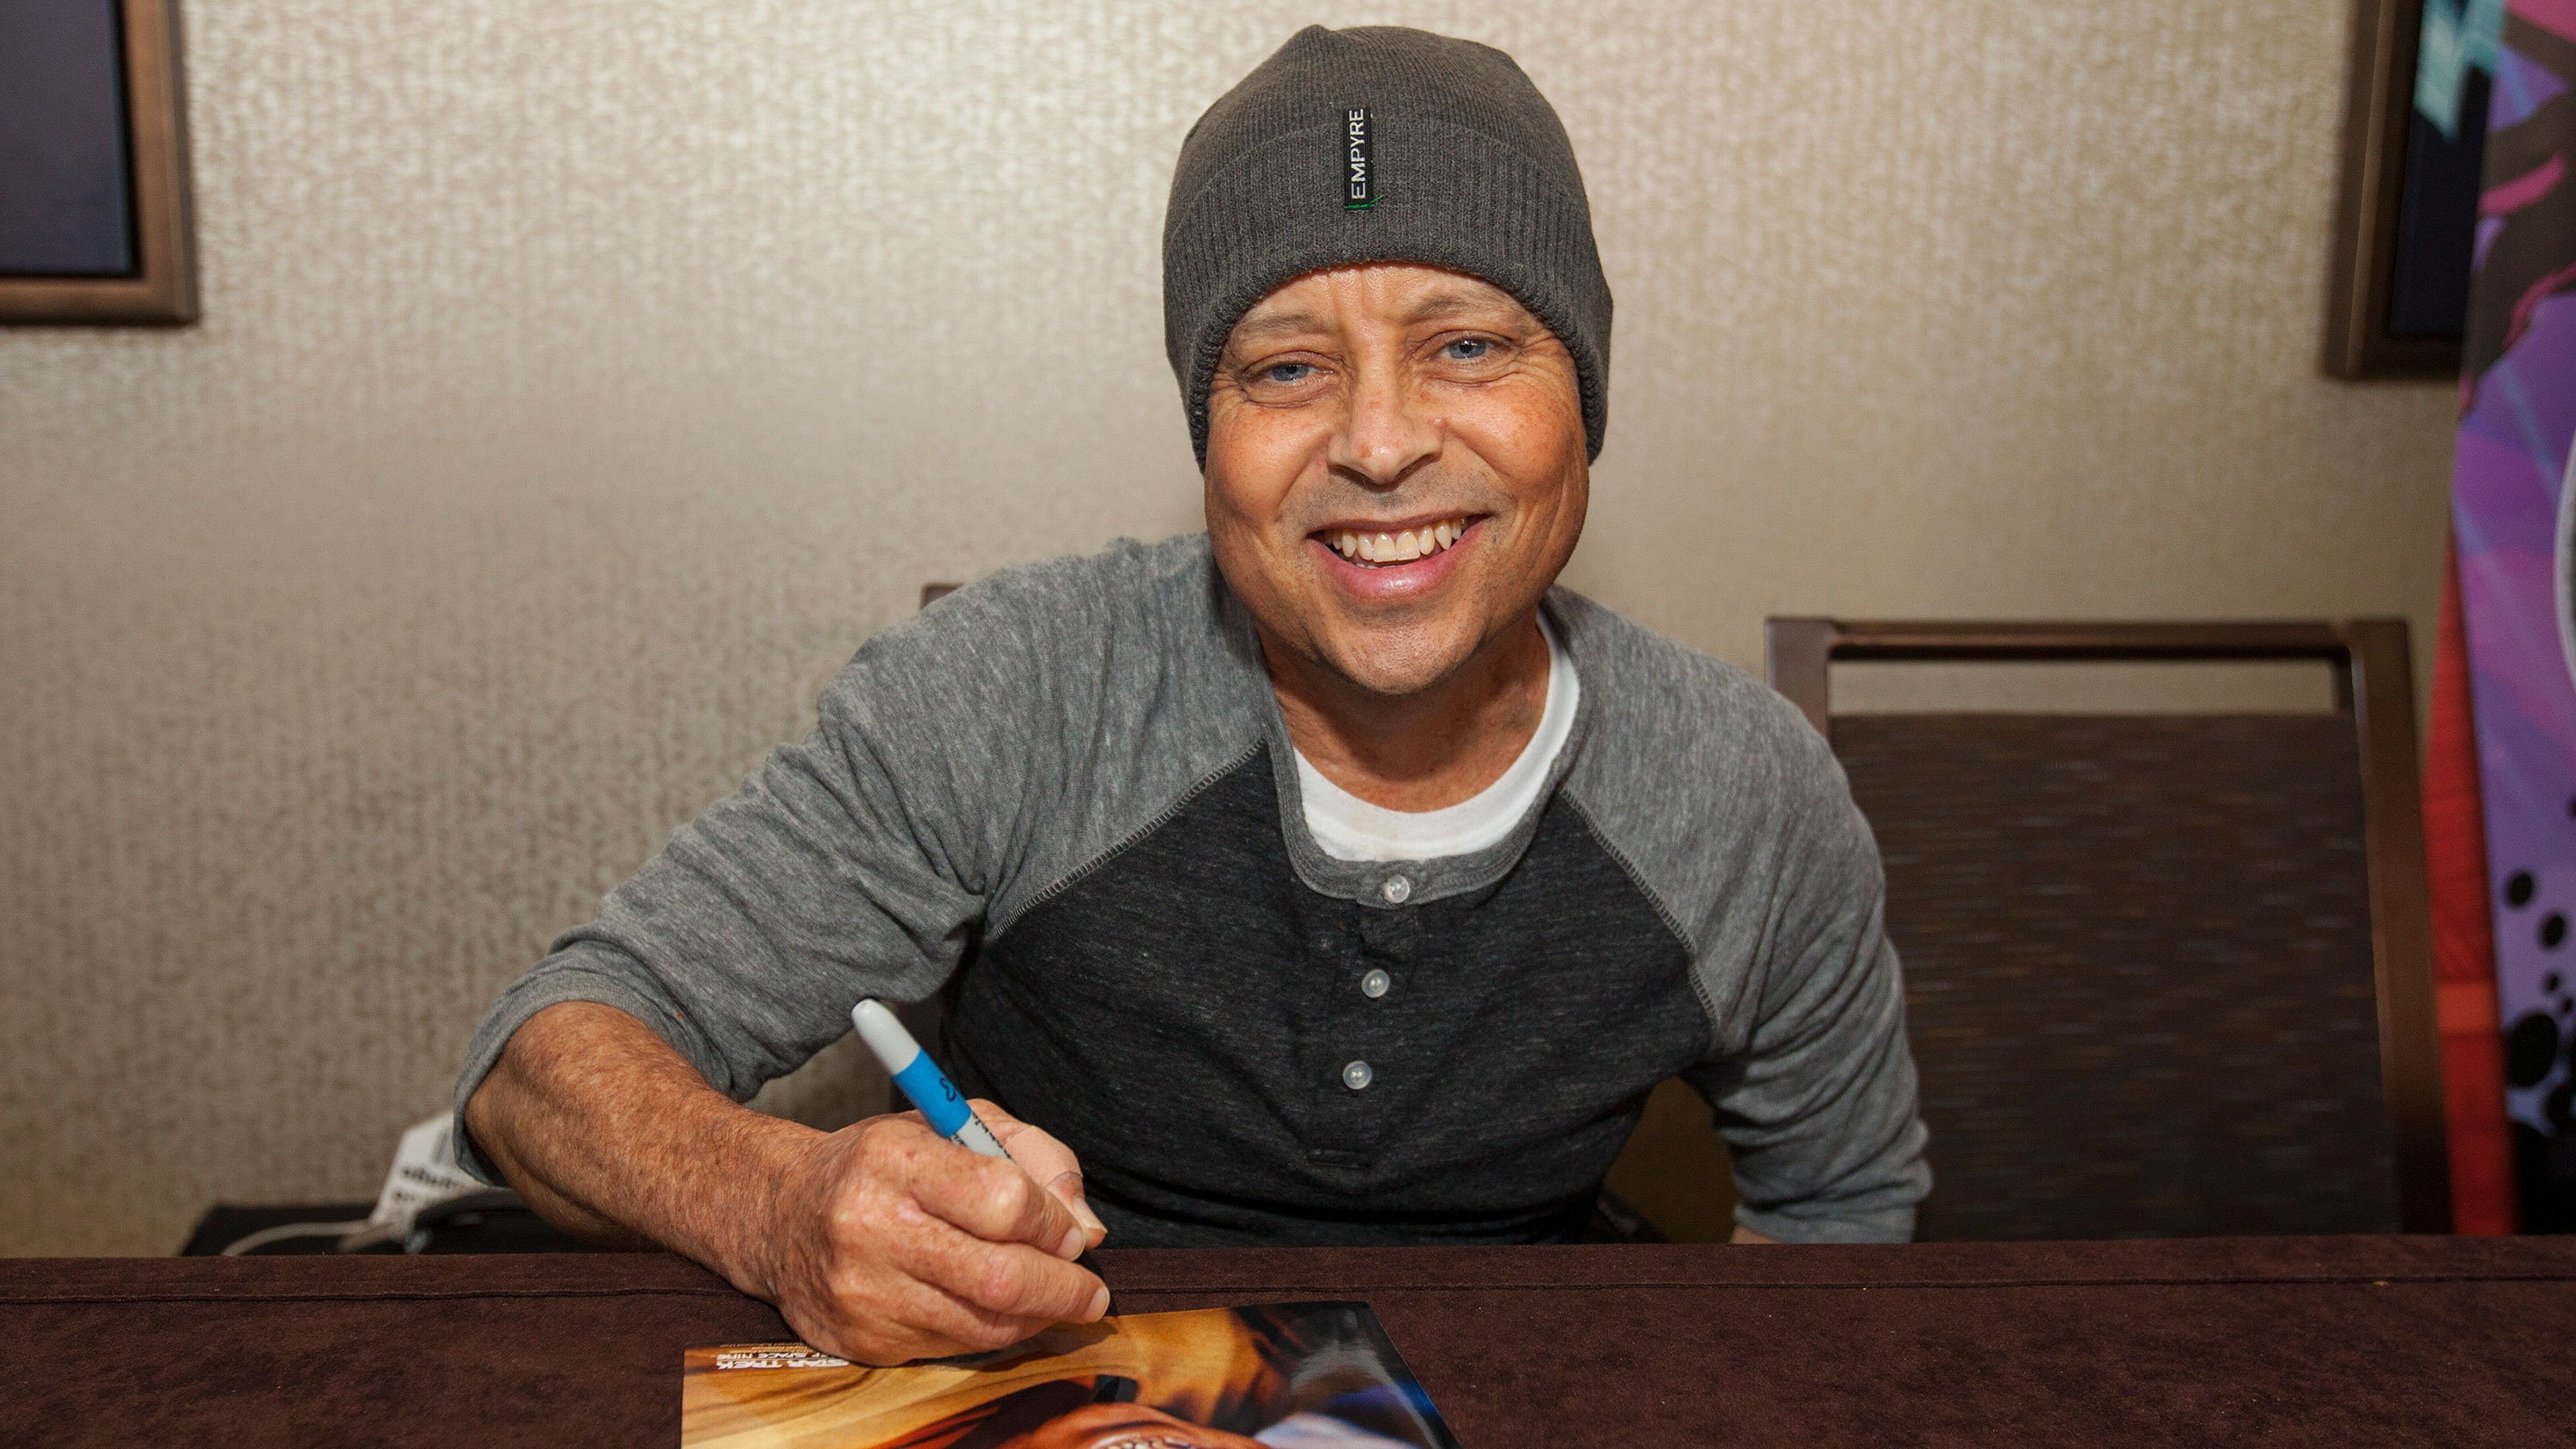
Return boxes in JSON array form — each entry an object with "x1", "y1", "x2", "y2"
[{"x1": 1163, "y1": 25, "x2": 1613, "y2": 466}]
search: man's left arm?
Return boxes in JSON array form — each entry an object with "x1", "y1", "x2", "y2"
[{"x1": 1688, "y1": 782, "x2": 1931, "y2": 1244}]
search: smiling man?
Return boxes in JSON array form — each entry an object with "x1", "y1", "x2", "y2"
[{"x1": 457, "y1": 26, "x2": 1928, "y2": 1366}]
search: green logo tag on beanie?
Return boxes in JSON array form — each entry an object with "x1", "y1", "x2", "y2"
[{"x1": 1343, "y1": 107, "x2": 1372, "y2": 209}]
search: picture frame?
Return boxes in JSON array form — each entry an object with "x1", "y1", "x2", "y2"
[
  {"x1": 2325, "y1": 0, "x2": 2488, "y2": 379},
  {"x1": 0, "y1": 0, "x2": 197, "y2": 325}
]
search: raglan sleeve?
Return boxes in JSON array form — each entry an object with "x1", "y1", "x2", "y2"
[
  {"x1": 1685, "y1": 747, "x2": 1931, "y2": 1243},
  {"x1": 448, "y1": 588, "x2": 1050, "y2": 1183}
]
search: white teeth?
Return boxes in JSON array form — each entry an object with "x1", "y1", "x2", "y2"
[{"x1": 1331, "y1": 518, "x2": 1468, "y2": 566}]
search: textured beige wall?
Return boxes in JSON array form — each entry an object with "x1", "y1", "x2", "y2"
[{"x1": 0, "y1": 0, "x2": 2454, "y2": 1255}]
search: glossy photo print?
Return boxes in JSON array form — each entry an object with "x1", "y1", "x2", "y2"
[{"x1": 681, "y1": 1302, "x2": 1461, "y2": 1449}]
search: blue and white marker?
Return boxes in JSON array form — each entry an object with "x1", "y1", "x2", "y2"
[{"x1": 850, "y1": 998, "x2": 1011, "y2": 1160}]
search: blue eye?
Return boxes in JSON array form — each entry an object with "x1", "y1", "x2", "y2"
[
  {"x1": 1264, "y1": 362, "x2": 1314, "y2": 385},
  {"x1": 1443, "y1": 338, "x2": 1492, "y2": 361}
]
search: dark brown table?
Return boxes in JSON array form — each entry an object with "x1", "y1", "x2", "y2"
[{"x1": 7, "y1": 1236, "x2": 2573, "y2": 1445}]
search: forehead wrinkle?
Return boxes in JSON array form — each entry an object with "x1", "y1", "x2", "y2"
[{"x1": 1229, "y1": 287, "x2": 1529, "y2": 357}]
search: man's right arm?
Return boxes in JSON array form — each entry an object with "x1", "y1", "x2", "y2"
[
  {"x1": 465, "y1": 999, "x2": 1107, "y2": 1364},
  {"x1": 454, "y1": 567, "x2": 1146, "y2": 1358}
]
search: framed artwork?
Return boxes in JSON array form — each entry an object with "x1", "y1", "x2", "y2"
[
  {"x1": 2326, "y1": 0, "x2": 2500, "y2": 378},
  {"x1": 0, "y1": 0, "x2": 196, "y2": 325}
]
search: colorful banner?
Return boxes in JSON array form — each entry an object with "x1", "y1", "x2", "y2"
[{"x1": 2451, "y1": 1, "x2": 2576, "y2": 1230}]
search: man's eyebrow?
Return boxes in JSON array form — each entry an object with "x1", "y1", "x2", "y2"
[
  {"x1": 1226, "y1": 310, "x2": 1332, "y2": 347},
  {"x1": 1395, "y1": 285, "x2": 1519, "y2": 324}
]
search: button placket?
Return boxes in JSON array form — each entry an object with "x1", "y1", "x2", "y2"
[{"x1": 1311, "y1": 891, "x2": 1413, "y2": 1155}]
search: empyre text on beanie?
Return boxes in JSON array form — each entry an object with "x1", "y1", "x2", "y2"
[{"x1": 1162, "y1": 25, "x2": 1614, "y2": 466}]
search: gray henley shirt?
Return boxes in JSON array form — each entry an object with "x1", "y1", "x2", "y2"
[{"x1": 454, "y1": 533, "x2": 1929, "y2": 1245}]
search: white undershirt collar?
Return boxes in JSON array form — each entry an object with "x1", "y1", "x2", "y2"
[{"x1": 1293, "y1": 615, "x2": 1580, "y2": 864}]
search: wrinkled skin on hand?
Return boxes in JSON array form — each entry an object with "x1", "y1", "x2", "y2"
[{"x1": 756, "y1": 1097, "x2": 1109, "y2": 1365}]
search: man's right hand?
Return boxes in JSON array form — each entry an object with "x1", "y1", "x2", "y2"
[
  {"x1": 753, "y1": 1099, "x2": 1110, "y2": 1365},
  {"x1": 464, "y1": 1003, "x2": 1109, "y2": 1369}
]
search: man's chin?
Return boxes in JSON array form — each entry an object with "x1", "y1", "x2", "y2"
[{"x1": 1310, "y1": 625, "x2": 1486, "y2": 700}]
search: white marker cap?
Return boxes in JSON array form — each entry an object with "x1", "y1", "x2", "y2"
[{"x1": 848, "y1": 998, "x2": 922, "y2": 1076}]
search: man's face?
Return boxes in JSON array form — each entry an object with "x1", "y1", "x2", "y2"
[{"x1": 1203, "y1": 264, "x2": 1589, "y2": 698}]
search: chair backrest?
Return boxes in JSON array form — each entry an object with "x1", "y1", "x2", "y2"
[
  {"x1": 741, "y1": 584, "x2": 972, "y2": 1129},
  {"x1": 1765, "y1": 619, "x2": 2447, "y2": 1239},
  {"x1": 898, "y1": 583, "x2": 967, "y2": 1057}
]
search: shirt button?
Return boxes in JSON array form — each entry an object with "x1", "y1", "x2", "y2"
[
  {"x1": 1360, "y1": 969, "x2": 1391, "y2": 999},
  {"x1": 1341, "y1": 1059, "x2": 1375, "y2": 1090},
  {"x1": 1381, "y1": 875, "x2": 1413, "y2": 904}
]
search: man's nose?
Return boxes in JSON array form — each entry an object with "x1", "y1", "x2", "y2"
[{"x1": 1327, "y1": 365, "x2": 1440, "y2": 489}]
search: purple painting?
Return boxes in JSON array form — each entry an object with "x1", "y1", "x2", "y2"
[{"x1": 2454, "y1": 1, "x2": 2576, "y2": 1228}]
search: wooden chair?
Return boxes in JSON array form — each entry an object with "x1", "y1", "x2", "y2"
[{"x1": 1756, "y1": 618, "x2": 2447, "y2": 1238}]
